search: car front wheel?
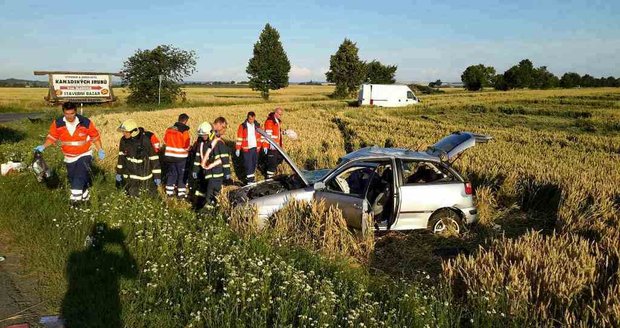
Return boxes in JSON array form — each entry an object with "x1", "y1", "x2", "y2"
[{"x1": 428, "y1": 209, "x2": 463, "y2": 236}]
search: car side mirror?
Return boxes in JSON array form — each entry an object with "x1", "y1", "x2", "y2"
[{"x1": 313, "y1": 182, "x2": 326, "y2": 190}]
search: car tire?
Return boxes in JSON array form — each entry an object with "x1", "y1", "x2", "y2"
[{"x1": 428, "y1": 209, "x2": 464, "y2": 236}]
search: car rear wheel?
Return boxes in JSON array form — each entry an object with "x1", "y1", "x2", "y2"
[{"x1": 428, "y1": 209, "x2": 463, "y2": 236}]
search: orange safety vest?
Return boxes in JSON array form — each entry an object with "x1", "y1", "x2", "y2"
[
  {"x1": 236, "y1": 121, "x2": 262, "y2": 152},
  {"x1": 263, "y1": 112, "x2": 282, "y2": 149},
  {"x1": 163, "y1": 122, "x2": 191, "y2": 158},
  {"x1": 46, "y1": 115, "x2": 100, "y2": 159}
]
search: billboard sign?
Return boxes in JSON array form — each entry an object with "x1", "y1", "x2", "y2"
[
  {"x1": 34, "y1": 71, "x2": 121, "y2": 104},
  {"x1": 52, "y1": 74, "x2": 111, "y2": 98}
]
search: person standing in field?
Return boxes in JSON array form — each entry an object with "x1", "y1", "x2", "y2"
[
  {"x1": 200, "y1": 117, "x2": 230, "y2": 209},
  {"x1": 34, "y1": 102, "x2": 105, "y2": 204},
  {"x1": 163, "y1": 113, "x2": 191, "y2": 198},
  {"x1": 115, "y1": 119, "x2": 162, "y2": 196},
  {"x1": 263, "y1": 107, "x2": 284, "y2": 179},
  {"x1": 235, "y1": 111, "x2": 262, "y2": 185},
  {"x1": 191, "y1": 121, "x2": 214, "y2": 210}
]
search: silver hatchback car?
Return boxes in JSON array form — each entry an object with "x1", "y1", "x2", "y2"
[{"x1": 230, "y1": 130, "x2": 491, "y2": 234}]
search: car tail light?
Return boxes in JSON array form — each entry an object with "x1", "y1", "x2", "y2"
[{"x1": 464, "y1": 182, "x2": 473, "y2": 195}]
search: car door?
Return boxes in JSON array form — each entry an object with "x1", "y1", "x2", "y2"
[
  {"x1": 393, "y1": 159, "x2": 464, "y2": 230},
  {"x1": 313, "y1": 164, "x2": 375, "y2": 231}
]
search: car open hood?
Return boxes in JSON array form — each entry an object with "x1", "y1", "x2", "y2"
[
  {"x1": 426, "y1": 131, "x2": 492, "y2": 163},
  {"x1": 257, "y1": 128, "x2": 310, "y2": 187}
]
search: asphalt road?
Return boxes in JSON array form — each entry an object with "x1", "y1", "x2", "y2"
[{"x1": 0, "y1": 113, "x2": 44, "y2": 123}]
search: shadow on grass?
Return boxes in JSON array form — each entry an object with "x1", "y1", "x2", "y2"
[
  {"x1": 61, "y1": 223, "x2": 137, "y2": 328},
  {"x1": 0, "y1": 126, "x2": 26, "y2": 143}
]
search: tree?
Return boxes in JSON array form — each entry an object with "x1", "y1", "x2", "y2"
[
  {"x1": 580, "y1": 74, "x2": 596, "y2": 88},
  {"x1": 560, "y1": 72, "x2": 581, "y2": 88},
  {"x1": 461, "y1": 64, "x2": 496, "y2": 91},
  {"x1": 503, "y1": 59, "x2": 536, "y2": 89},
  {"x1": 365, "y1": 60, "x2": 397, "y2": 84},
  {"x1": 493, "y1": 74, "x2": 509, "y2": 91},
  {"x1": 326, "y1": 39, "x2": 367, "y2": 98},
  {"x1": 121, "y1": 45, "x2": 197, "y2": 105},
  {"x1": 429, "y1": 79, "x2": 442, "y2": 88},
  {"x1": 531, "y1": 66, "x2": 559, "y2": 89},
  {"x1": 246, "y1": 23, "x2": 291, "y2": 100}
]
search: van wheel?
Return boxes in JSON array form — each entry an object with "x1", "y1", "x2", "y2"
[{"x1": 428, "y1": 209, "x2": 463, "y2": 236}]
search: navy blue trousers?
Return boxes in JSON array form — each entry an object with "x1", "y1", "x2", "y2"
[
  {"x1": 66, "y1": 155, "x2": 92, "y2": 201},
  {"x1": 243, "y1": 148, "x2": 258, "y2": 183},
  {"x1": 165, "y1": 160, "x2": 187, "y2": 196}
]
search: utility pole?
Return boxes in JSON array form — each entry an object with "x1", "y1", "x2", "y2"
[{"x1": 158, "y1": 74, "x2": 163, "y2": 105}]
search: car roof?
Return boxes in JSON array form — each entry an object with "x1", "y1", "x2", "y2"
[{"x1": 340, "y1": 146, "x2": 439, "y2": 162}]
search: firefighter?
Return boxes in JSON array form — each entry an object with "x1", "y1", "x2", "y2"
[
  {"x1": 191, "y1": 121, "x2": 214, "y2": 210},
  {"x1": 34, "y1": 102, "x2": 104, "y2": 204},
  {"x1": 115, "y1": 119, "x2": 161, "y2": 196},
  {"x1": 163, "y1": 113, "x2": 191, "y2": 198},
  {"x1": 235, "y1": 111, "x2": 262, "y2": 185},
  {"x1": 200, "y1": 117, "x2": 230, "y2": 209},
  {"x1": 263, "y1": 107, "x2": 284, "y2": 179}
]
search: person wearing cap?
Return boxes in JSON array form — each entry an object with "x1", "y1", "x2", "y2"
[
  {"x1": 115, "y1": 119, "x2": 162, "y2": 196},
  {"x1": 163, "y1": 113, "x2": 191, "y2": 198},
  {"x1": 200, "y1": 117, "x2": 230, "y2": 209},
  {"x1": 34, "y1": 102, "x2": 104, "y2": 204},
  {"x1": 235, "y1": 111, "x2": 262, "y2": 185}
]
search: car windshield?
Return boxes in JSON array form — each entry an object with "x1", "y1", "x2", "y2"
[{"x1": 301, "y1": 169, "x2": 331, "y2": 184}]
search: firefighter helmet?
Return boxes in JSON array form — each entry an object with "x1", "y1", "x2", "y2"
[
  {"x1": 197, "y1": 122, "x2": 213, "y2": 136},
  {"x1": 117, "y1": 119, "x2": 138, "y2": 132}
]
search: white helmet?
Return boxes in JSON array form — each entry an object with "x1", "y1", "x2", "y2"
[{"x1": 197, "y1": 122, "x2": 213, "y2": 136}]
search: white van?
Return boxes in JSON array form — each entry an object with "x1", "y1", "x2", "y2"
[{"x1": 358, "y1": 84, "x2": 419, "y2": 107}]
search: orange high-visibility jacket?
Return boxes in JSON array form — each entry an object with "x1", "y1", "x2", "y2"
[
  {"x1": 145, "y1": 130, "x2": 161, "y2": 153},
  {"x1": 236, "y1": 120, "x2": 262, "y2": 152},
  {"x1": 262, "y1": 112, "x2": 282, "y2": 149},
  {"x1": 46, "y1": 115, "x2": 100, "y2": 159},
  {"x1": 163, "y1": 122, "x2": 191, "y2": 159}
]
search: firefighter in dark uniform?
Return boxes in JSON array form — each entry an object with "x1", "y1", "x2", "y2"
[
  {"x1": 200, "y1": 117, "x2": 230, "y2": 209},
  {"x1": 191, "y1": 121, "x2": 214, "y2": 210},
  {"x1": 115, "y1": 119, "x2": 161, "y2": 196}
]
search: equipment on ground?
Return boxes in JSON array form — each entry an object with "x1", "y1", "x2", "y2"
[{"x1": 31, "y1": 151, "x2": 52, "y2": 182}]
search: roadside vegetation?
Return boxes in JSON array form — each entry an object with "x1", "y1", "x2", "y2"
[{"x1": 0, "y1": 86, "x2": 618, "y2": 326}]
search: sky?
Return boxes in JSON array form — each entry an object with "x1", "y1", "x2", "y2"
[{"x1": 1, "y1": 0, "x2": 619, "y2": 82}]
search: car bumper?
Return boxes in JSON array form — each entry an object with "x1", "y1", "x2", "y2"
[{"x1": 462, "y1": 207, "x2": 478, "y2": 224}]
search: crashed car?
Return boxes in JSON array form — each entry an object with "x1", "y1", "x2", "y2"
[{"x1": 230, "y1": 129, "x2": 491, "y2": 234}]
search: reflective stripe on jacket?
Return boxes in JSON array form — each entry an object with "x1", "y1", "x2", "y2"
[
  {"x1": 262, "y1": 112, "x2": 282, "y2": 149},
  {"x1": 116, "y1": 129, "x2": 161, "y2": 182},
  {"x1": 163, "y1": 122, "x2": 190, "y2": 159},
  {"x1": 236, "y1": 121, "x2": 262, "y2": 152},
  {"x1": 46, "y1": 115, "x2": 100, "y2": 158}
]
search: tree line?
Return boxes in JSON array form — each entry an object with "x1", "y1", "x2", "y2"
[
  {"x1": 121, "y1": 24, "x2": 397, "y2": 104},
  {"x1": 120, "y1": 24, "x2": 618, "y2": 104},
  {"x1": 461, "y1": 59, "x2": 620, "y2": 91}
]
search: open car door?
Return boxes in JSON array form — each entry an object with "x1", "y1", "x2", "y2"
[
  {"x1": 313, "y1": 164, "x2": 377, "y2": 233},
  {"x1": 256, "y1": 128, "x2": 309, "y2": 187},
  {"x1": 426, "y1": 131, "x2": 492, "y2": 163}
]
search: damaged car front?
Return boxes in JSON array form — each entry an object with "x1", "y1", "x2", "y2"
[{"x1": 228, "y1": 128, "x2": 331, "y2": 220}]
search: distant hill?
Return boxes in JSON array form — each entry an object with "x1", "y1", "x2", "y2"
[{"x1": 0, "y1": 78, "x2": 48, "y2": 87}]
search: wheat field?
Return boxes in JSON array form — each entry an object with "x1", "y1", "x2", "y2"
[{"x1": 1, "y1": 85, "x2": 619, "y2": 326}]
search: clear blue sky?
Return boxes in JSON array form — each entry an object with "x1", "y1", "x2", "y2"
[{"x1": 1, "y1": 0, "x2": 619, "y2": 82}]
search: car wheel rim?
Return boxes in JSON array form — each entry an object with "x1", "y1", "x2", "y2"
[{"x1": 433, "y1": 217, "x2": 460, "y2": 234}]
